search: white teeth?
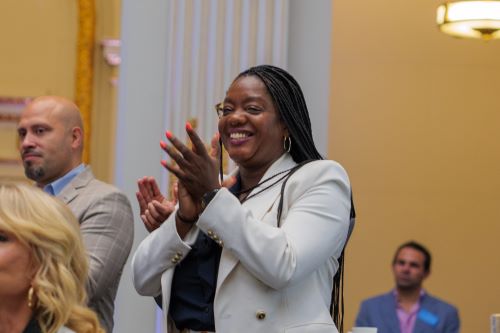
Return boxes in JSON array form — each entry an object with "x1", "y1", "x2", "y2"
[{"x1": 230, "y1": 132, "x2": 248, "y2": 139}]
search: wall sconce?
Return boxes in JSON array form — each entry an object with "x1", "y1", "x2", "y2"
[
  {"x1": 437, "y1": 1, "x2": 500, "y2": 40},
  {"x1": 101, "y1": 39, "x2": 121, "y2": 66}
]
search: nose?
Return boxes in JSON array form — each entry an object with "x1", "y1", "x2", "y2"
[
  {"x1": 227, "y1": 108, "x2": 247, "y2": 126},
  {"x1": 401, "y1": 263, "x2": 413, "y2": 272},
  {"x1": 20, "y1": 132, "x2": 36, "y2": 151}
]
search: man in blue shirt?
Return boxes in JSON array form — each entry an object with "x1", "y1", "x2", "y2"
[
  {"x1": 18, "y1": 96, "x2": 134, "y2": 333},
  {"x1": 355, "y1": 241, "x2": 459, "y2": 333}
]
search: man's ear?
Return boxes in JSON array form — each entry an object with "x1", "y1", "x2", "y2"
[{"x1": 71, "y1": 127, "x2": 83, "y2": 149}]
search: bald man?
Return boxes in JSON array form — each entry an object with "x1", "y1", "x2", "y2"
[{"x1": 17, "y1": 96, "x2": 134, "y2": 333}]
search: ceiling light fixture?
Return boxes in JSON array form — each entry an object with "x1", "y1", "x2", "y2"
[{"x1": 437, "y1": 1, "x2": 500, "y2": 40}]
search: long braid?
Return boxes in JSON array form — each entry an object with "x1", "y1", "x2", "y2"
[{"x1": 234, "y1": 65, "x2": 348, "y2": 331}]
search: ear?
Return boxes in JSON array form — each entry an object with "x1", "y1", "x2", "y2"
[
  {"x1": 71, "y1": 127, "x2": 83, "y2": 149},
  {"x1": 282, "y1": 125, "x2": 289, "y2": 138},
  {"x1": 27, "y1": 251, "x2": 40, "y2": 280}
]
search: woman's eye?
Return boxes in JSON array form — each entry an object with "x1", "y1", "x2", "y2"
[
  {"x1": 0, "y1": 233, "x2": 9, "y2": 242},
  {"x1": 246, "y1": 106, "x2": 262, "y2": 114}
]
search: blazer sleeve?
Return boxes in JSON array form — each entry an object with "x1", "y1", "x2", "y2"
[
  {"x1": 355, "y1": 301, "x2": 371, "y2": 327},
  {"x1": 80, "y1": 191, "x2": 134, "y2": 302},
  {"x1": 443, "y1": 306, "x2": 460, "y2": 333},
  {"x1": 197, "y1": 160, "x2": 351, "y2": 290},
  {"x1": 131, "y1": 212, "x2": 199, "y2": 296}
]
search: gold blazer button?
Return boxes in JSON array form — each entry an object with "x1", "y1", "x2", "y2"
[{"x1": 256, "y1": 310, "x2": 266, "y2": 320}]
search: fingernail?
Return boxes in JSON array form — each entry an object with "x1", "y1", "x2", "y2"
[
  {"x1": 160, "y1": 160, "x2": 168, "y2": 168},
  {"x1": 186, "y1": 122, "x2": 193, "y2": 131},
  {"x1": 160, "y1": 140, "x2": 167, "y2": 149},
  {"x1": 166, "y1": 131, "x2": 173, "y2": 139}
]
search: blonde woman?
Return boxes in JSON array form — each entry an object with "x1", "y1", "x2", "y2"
[{"x1": 0, "y1": 183, "x2": 104, "y2": 333}]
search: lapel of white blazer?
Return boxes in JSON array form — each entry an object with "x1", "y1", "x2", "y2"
[
  {"x1": 216, "y1": 153, "x2": 297, "y2": 290},
  {"x1": 57, "y1": 166, "x2": 94, "y2": 204},
  {"x1": 240, "y1": 154, "x2": 296, "y2": 221}
]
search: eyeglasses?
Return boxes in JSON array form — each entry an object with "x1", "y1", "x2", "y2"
[
  {"x1": 214, "y1": 102, "x2": 264, "y2": 118},
  {"x1": 214, "y1": 102, "x2": 224, "y2": 118}
]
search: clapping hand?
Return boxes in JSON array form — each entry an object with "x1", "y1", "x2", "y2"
[
  {"x1": 160, "y1": 124, "x2": 235, "y2": 220},
  {"x1": 136, "y1": 176, "x2": 178, "y2": 232}
]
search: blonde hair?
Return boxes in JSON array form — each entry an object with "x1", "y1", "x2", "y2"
[{"x1": 0, "y1": 183, "x2": 104, "y2": 333}]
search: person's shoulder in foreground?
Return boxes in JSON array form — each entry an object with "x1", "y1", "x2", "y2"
[{"x1": 0, "y1": 183, "x2": 105, "y2": 333}]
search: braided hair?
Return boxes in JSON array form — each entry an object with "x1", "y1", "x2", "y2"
[{"x1": 232, "y1": 65, "x2": 347, "y2": 332}]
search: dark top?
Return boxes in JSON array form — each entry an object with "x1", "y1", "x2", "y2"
[
  {"x1": 23, "y1": 317, "x2": 42, "y2": 333},
  {"x1": 169, "y1": 232, "x2": 222, "y2": 330},
  {"x1": 168, "y1": 179, "x2": 241, "y2": 331}
]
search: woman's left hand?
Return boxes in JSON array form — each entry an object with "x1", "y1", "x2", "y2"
[{"x1": 160, "y1": 123, "x2": 221, "y2": 201}]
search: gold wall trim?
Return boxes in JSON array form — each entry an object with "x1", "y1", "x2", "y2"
[{"x1": 75, "y1": 0, "x2": 96, "y2": 163}]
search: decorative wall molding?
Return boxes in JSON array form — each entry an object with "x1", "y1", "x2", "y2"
[
  {"x1": 75, "y1": 0, "x2": 96, "y2": 164},
  {"x1": 0, "y1": 97, "x2": 31, "y2": 121},
  {"x1": 0, "y1": 96, "x2": 31, "y2": 164}
]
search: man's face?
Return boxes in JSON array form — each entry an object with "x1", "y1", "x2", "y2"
[
  {"x1": 17, "y1": 102, "x2": 74, "y2": 186},
  {"x1": 392, "y1": 247, "x2": 429, "y2": 291}
]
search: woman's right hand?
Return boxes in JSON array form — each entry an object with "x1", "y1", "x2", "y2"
[
  {"x1": 171, "y1": 132, "x2": 236, "y2": 219},
  {"x1": 161, "y1": 131, "x2": 237, "y2": 237}
]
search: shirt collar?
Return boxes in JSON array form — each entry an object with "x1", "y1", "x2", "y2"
[
  {"x1": 42, "y1": 164, "x2": 85, "y2": 196},
  {"x1": 393, "y1": 288, "x2": 426, "y2": 304}
]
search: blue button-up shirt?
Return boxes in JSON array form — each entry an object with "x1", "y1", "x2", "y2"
[{"x1": 42, "y1": 164, "x2": 85, "y2": 196}]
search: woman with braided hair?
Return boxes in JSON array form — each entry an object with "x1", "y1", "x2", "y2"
[{"x1": 133, "y1": 65, "x2": 353, "y2": 333}]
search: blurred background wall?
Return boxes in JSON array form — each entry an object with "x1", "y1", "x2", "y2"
[
  {"x1": 331, "y1": 1, "x2": 500, "y2": 332},
  {"x1": 0, "y1": 0, "x2": 120, "y2": 183},
  {"x1": 0, "y1": 1, "x2": 499, "y2": 332}
]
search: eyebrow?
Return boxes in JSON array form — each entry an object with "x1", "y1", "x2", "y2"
[
  {"x1": 224, "y1": 95, "x2": 266, "y2": 105},
  {"x1": 17, "y1": 122, "x2": 51, "y2": 129},
  {"x1": 397, "y1": 259, "x2": 422, "y2": 266}
]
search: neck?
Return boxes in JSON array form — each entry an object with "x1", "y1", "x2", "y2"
[
  {"x1": 396, "y1": 286, "x2": 422, "y2": 304},
  {"x1": 238, "y1": 158, "x2": 280, "y2": 192},
  {"x1": 239, "y1": 169, "x2": 266, "y2": 193},
  {"x1": 36, "y1": 162, "x2": 83, "y2": 188},
  {"x1": 0, "y1": 298, "x2": 33, "y2": 333}
]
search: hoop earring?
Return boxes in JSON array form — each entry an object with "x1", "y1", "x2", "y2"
[
  {"x1": 283, "y1": 136, "x2": 291, "y2": 153},
  {"x1": 28, "y1": 286, "x2": 35, "y2": 308}
]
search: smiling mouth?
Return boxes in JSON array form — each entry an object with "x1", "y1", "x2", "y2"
[{"x1": 229, "y1": 132, "x2": 252, "y2": 139}]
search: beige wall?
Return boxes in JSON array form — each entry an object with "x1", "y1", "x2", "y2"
[
  {"x1": 0, "y1": 1, "x2": 120, "y2": 183},
  {"x1": 330, "y1": 1, "x2": 500, "y2": 332},
  {"x1": 0, "y1": 0, "x2": 77, "y2": 98}
]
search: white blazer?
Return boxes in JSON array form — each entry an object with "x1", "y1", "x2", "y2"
[{"x1": 132, "y1": 153, "x2": 351, "y2": 333}]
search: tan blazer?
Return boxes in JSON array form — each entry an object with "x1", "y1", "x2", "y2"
[
  {"x1": 132, "y1": 154, "x2": 351, "y2": 333},
  {"x1": 58, "y1": 167, "x2": 134, "y2": 333}
]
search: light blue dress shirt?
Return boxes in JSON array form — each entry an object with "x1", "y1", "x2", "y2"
[{"x1": 43, "y1": 164, "x2": 86, "y2": 196}]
